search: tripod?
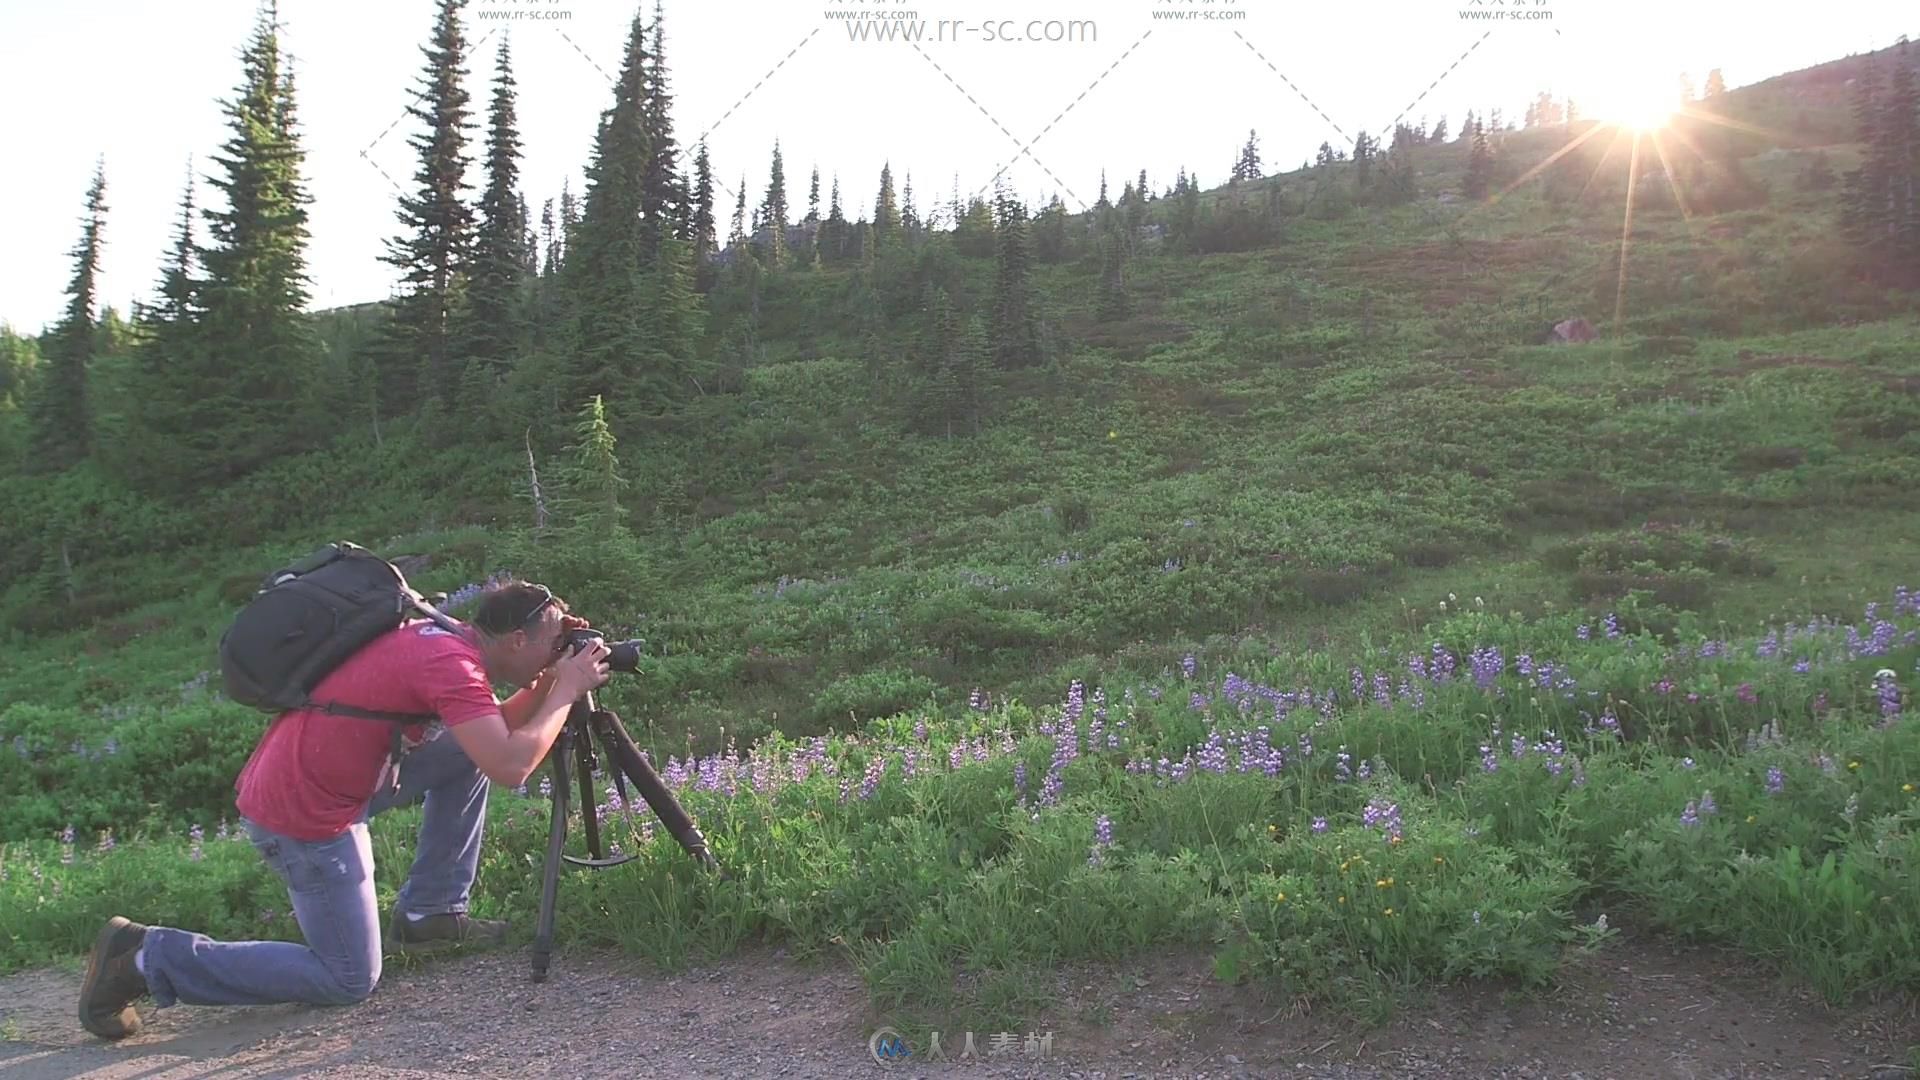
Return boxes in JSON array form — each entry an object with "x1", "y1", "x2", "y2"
[{"x1": 529, "y1": 689, "x2": 721, "y2": 982}]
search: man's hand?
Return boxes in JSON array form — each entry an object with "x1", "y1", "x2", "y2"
[{"x1": 547, "y1": 638, "x2": 613, "y2": 702}]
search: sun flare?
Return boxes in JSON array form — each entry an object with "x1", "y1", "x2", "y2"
[{"x1": 1580, "y1": 74, "x2": 1679, "y2": 132}]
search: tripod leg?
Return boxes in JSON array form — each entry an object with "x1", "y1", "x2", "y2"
[
  {"x1": 575, "y1": 723, "x2": 603, "y2": 861},
  {"x1": 531, "y1": 724, "x2": 573, "y2": 983},
  {"x1": 592, "y1": 709, "x2": 722, "y2": 874}
]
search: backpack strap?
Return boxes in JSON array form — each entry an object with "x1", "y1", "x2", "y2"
[{"x1": 307, "y1": 598, "x2": 475, "y2": 793}]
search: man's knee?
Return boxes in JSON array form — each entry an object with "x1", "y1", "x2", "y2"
[{"x1": 318, "y1": 959, "x2": 381, "y2": 1005}]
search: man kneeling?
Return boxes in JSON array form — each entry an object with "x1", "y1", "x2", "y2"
[{"x1": 78, "y1": 580, "x2": 611, "y2": 1039}]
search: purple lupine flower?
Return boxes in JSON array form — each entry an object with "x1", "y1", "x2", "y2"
[
  {"x1": 188, "y1": 824, "x2": 205, "y2": 862},
  {"x1": 1577, "y1": 624, "x2": 1591, "y2": 641},
  {"x1": 1039, "y1": 765, "x2": 1065, "y2": 806},
  {"x1": 1736, "y1": 683, "x2": 1757, "y2": 705},
  {"x1": 860, "y1": 755, "x2": 886, "y2": 799},
  {"x1": 950, "y1": 744, "x2": 965, "y2": 771},
  {"x1": 1604, "y1": 613, "x2": 1621, "y2": 638},
  {"x1": 1654, "y1": 679, "x2": 1674, "y2": 695},
  {"x1": 1766, "y1": 766, "x2": 1785, "y2": 795},
  {"x1": 1013, "y1": 761, "x2": 1028, "y2": 802},
  {"x1": 1680, "y1": 800, "x2": 1701, "y2": 827},
  {"x1": 1335, "y1": 747, "x2": 1352, "y2": 782},
  {"x1": 1182, "y1": 655, "x2": 1197, "y2": 679},
  {"x1": 1793, "y1": 659, "x2": 1811, "y2": 674},
  {"x1": 1351, "y1": 667, "x2": 1366, "y2": 702},
  {"x1": 914, "y1": 719, "x2": 928, "y2": 742},
  {"x1": 1698, "y1": 790, "x2": 1717, "y2": 816},
  {"x1": 1362, "y1": 798, "x2": 1403, "y2": 841},
  {"x1": 60, "y1": 824, "x2": 76, "y2": 865},
  {"x1": 1356, "y1": 758, "x2": 1373, "y2": 780},
  {"x1": 1480, "y1": 744, "x2": 1499, "y2": 772},
  {"x1": 1682, "y1": 756, "x2": 1696, "y2": 770},
  {"x1": 1875, "y1": 669, "x2": 1901, "y2": 724},
  {"x1": 1373, "y1": 672, "x2": 1393, "y2": 709},
  {"x1": 1311, "y1": 816, "x2": 1329, "y2": 833},
  {"x1": 1090, "y1": 813, "x2": 1114, "y2": 868}
]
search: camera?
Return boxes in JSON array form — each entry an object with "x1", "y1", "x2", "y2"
[{"x1": 564, "y1": 627, "x2": 645, "y2": 674}]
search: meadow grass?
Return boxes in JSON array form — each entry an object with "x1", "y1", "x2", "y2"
[{"x1": 8, "y1": 590, "x2": 1917, "y2": 1035}]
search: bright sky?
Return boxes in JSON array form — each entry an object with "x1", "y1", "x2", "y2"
[{"x1": 1, "y1": 0, "x2": 1911, "y2": 333}]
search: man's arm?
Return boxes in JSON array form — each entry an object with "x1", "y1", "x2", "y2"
[
  {"x1": 446, "y1": 642, "x2": 611, "y2": 786},
  {"x1": 500, "y1": 674, "x2": 557, "y2": 732}
]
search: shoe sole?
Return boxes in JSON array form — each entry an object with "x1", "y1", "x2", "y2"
[{"x1": 79, "y1": 917, "x2": 139, "y2": 1040}]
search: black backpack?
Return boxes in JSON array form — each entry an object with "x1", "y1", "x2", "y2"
[{"x1": 218, "y1": 541, "x2": 467, "y2": 788}]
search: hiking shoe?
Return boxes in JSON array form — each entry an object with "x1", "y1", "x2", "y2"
[
  {"x1": 386, "y1": 911, "x2": 509, "y2": 953},
  {"x1": 79, "y1": 917, "x2": 149, "y2": 1040}
]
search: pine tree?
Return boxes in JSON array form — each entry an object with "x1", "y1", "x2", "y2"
[
  {"x1": 873, "y1": 162, "x2": 901, "y2": 243},
  {"x1": 1234, "y1": 129, "x2": 1262, "y2": 181},
  {"x1": 1703, "y1": 68, "x2": 1726, "y2": 98},
  {"x1": 1035, "y1": 193, "x2": 1068, "y2": 262},
  {"x1": 901, "y1": 171, "x2": 920, "y2": 237},
  {"x1": 0, "y1": 325, "x2": 40, "y2": 411},
  {"x1": 729, "y1": 177, "x2": 748, "y2": 249},
  {"x1": 1094, "y1": 227, "x2": 1130, "y2": 322},
  {"x1": 559, "y1": 394, "x2": 629, "y2": 530},
  {"x1": 460, "y1": 35, "x2": 531, "y2": 425},
  {"x1": 563, "y1": 10, "x2": 663, "y2": 409},
  {"x1": 757, "y1": 139, "x2": 789, "y2": 268},
  {"x1": 989, "y1": 182, "x2": 1042, "y2": 369},
  {"x1": 690, "y1": 140, "x2": 716, "y2": 263},
  {"x1": 197, "y1": 2, "x2": 328, "y2": 472},
  {"x1": 806, "y1": 165, "x2": 822, "y2": 224},
  {"x1": 1352, "y1": 130, "x2": 1375, "y2": 189},
  {"x1": 1138, "y1": 168, "x2": 1150, "y2": 201},
  {"x1": 1431, "y1": 116, "x2": 1449, "y2": 143},
  {"x1": 822, "y1": 173, "x2": 847, "y2": 264},
  {"x1": 638, "y1": 1, "x2": 684, "y2": 259},
  {"x1": 1095, "y1": 170, "x2": 1111, "y2": 210},
  {"x1": 378, "y1": 0, "x2": 476, "y2": 413},
  {"x1": 1878, "y1": 37, "x2": 1920, "y2": 270},
  {"x1": 559, "y1": 180, "x2": 579, "y2": 255},
  {"x1": 115, "y1": 168, "x2": 227, "y2": 490},
  {"x1": 27, "y1": 161, "x2": 106, "y2": 467},
  {"x1": 1842, "y1": 52, "x2": 1887, "y2": 250},
  {"x1": 1464, "y1": 120, "x2": 1495, "y2": 199}
]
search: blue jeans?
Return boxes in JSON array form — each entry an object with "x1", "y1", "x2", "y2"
[{"x1": 138, "y1": 732, "x2": 491, "y2": 1008}]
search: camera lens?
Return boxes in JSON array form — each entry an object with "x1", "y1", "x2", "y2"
[{"x1": 607, "y1": 640, "x2": 643, "y2": 674}]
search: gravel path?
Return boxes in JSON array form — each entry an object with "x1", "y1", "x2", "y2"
[{"x1": 4, "y1": 935, "x2": 1916, "y2": 1079}]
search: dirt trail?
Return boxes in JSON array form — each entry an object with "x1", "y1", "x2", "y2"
[{"x1": 2, "y1": 934, "x2": 1915, "y2": 1080}]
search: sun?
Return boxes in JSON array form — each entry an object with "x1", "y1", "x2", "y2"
[{"x1": 1580, "y1": 73, "x2": 1679, "y2": 133}]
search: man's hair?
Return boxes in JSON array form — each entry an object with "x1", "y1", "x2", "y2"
[{"x1": 469, "y1": 580, "x2": 567, "y2": 638}]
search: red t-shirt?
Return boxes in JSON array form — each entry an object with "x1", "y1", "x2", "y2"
[{"x1": 234, "y1": 619, "x2": 502, "y2": 840}]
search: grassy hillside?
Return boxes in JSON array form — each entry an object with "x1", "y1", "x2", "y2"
[
  {"x1": 5, "y1": 44, "x2": 1920, "y2": 1032},
  {"x1": 4, "y1": 60, "x2": 1920, "y2": 841}
]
